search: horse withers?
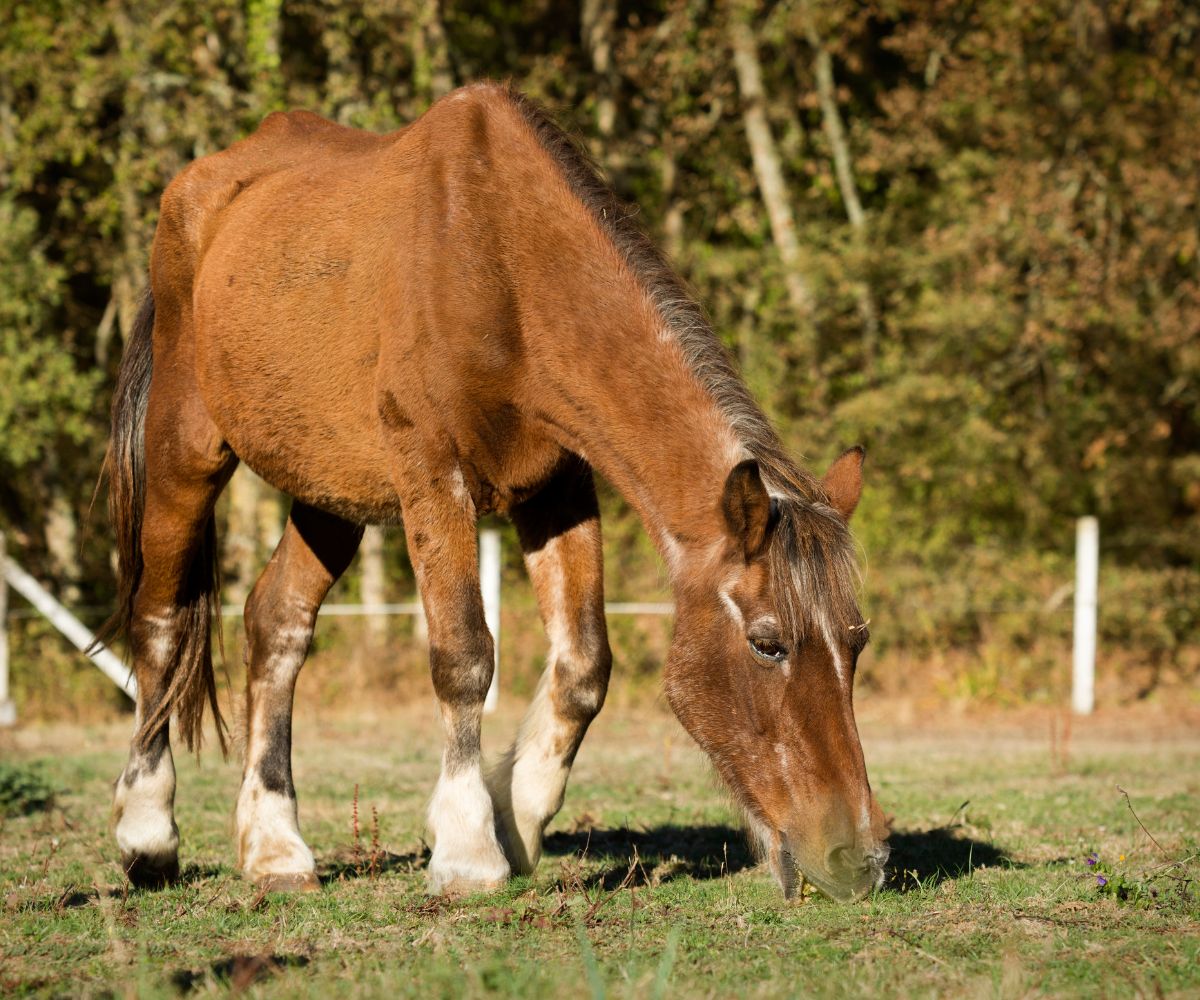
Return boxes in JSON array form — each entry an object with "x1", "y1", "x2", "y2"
[{"x1": 98, "y1": 83, "x2": 888, "y2": 900}]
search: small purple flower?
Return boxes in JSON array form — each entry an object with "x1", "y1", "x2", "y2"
[
  {"x1": 1096, "y1": 875, "x2": 1108, "y2": 887},
  {"x1": 1086, "y1": 853, "x2": 1099, "y2": 867}
]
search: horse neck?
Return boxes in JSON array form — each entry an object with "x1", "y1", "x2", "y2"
[{"x1": 513, "y1": 236, "x2": 745, "y2": 568}]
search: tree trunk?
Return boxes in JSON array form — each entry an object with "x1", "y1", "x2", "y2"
[
  {"x1": 224, "y1": 467, "x2": 262, "y2": 607},
  {"x1": 582, "y1": 0, "x2": 618, "y2": 138},
  {"x1": 413, "y1": 0, "x2": 454, "y2": 106},
  {"x1": 803, "y1": 7, "x2": 880, "y2": 376},
  {"x1": 729, "y1": 11, "x2": 819, "y2": 340},
  {"x1": 44, "y1": 484, "x2": 81, "y2": 604},
  {"x1": 359, "y1": 525, "x2": 387, "y2": 646},
  {"x1": 109, "y1": 7, "x2": 148, "y2": 349},
  {"x1": 660, "y1": 145, "x2": 685, "y2": 261}
]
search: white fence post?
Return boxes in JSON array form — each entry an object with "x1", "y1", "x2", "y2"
[
  {"x1": 480, "y1": 527, "x2": 501, "y2": 713},
  {"x1": 0, "y1": 532, "x2": 14, "y2": 726},
  {"x1": 1, "y1": 544, "x2": 137, "y2": 701},
  {"x1": 1072, "y1": 516, "x2": 1099, "y2": 715}
]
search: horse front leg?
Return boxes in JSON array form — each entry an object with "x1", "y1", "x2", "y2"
[
  {"x1": 236, "y1": 502, "x2": 361, "y2": 890},
  {"x1": 490, "y1": 460, "x2": 612, "y2": 873},
  {"x1": 404, "y1": 477, "x2": 510, "y2": 895}
]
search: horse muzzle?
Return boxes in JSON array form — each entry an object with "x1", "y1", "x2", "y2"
[{"x1": 776, "y1": 832, "x2": 889, "y2": 902}]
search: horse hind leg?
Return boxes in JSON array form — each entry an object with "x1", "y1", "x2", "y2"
[
  {"x1": 489, "y1": 460, "x2": 612, "y2": 873},
  {"x1": 111, "y1": 387, "x2": 236, "y2": 886},
  {"x1": 236, "y1": 502, "x2": 361, "y2": 890}
]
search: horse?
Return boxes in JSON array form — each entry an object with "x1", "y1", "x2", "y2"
[{"x1": 98, "y1": 82, "x2": 888, "y2": 901}]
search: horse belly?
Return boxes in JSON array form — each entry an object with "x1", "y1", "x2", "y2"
[{"x1": 192, "y1": 208, "x2": 402, "y2": 523}]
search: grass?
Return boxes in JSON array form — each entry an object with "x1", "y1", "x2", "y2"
[{"x1": 1, "y1": 700, "x2": 1197, "y2": 998}]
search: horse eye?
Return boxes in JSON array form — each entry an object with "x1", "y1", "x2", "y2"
[{"x1": 748, "y1": 636, "x2": 788, "y2": 662}]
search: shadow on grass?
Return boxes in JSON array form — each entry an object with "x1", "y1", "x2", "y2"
[
  {"x1": 177, "y1": 863, "x2": 226, "y2": 885},
  {"x1": 171, "y1": 954, "x2": 309, "y2": 993},
  {"x1": 544, "y1": 822, "x2": 1012, "y2": 894},
  {"x1": 544, "y1": 823, "x2": 753, "y2": 889},
  {"x1": 319, "y1": 847, "x2": 429, "y2": 884},
  {"x1": 10, "y1": 888, "x2": 98, "y2": 912},
  {"x1": 884, "y1": 826, "x2": 1013, "y2": 892}
]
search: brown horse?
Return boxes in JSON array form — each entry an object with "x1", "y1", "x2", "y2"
[{"x1": 99, "y1": 83, "x2": 887, "y2": 900}]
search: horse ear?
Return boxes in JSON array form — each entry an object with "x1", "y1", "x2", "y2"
[
  {"x1": 721, "y1": 460, "x2": 773, "y2": 560},
  {"x1": 822, "y1": 446, "x2": 865, "y2": 522}
]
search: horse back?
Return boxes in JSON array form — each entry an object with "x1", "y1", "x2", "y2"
[{"x1": 152, "y1": 91, "x2": 565, "y2": 523}]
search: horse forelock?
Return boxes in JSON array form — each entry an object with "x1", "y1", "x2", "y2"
[{"x1": 763, "y1": 483, "x2": 863, "y2": 647}]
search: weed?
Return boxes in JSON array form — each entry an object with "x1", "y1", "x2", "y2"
[
  {"x1": 1082, "y1": 787, "x2": 1199, "y2": 908},
  {"x1": 0, "y1": 761, "x2": 56, "y2": 817}
]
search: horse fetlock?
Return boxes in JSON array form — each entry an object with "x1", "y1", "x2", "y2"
[
  {"x1": 426, "y1": 766, "x2": 510, "y2": 895},
  {"x1": 508, "y1": 754, "x2": 570, "y2": 873},
  {"x1": 236, "y1": 783, "x2": 315, "y2": 885},
  {"x1": 499, "y1": 805, "x2": 550, "y2": 875},
  {"x1": 112, "y1": 757, "x2": 179, "y2": 887},
  {"x1": 120, "y1": 850, "x2": 180, "y2": 888}
]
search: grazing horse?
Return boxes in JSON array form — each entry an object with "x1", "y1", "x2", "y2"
[{"x1": 99, "y1": 83, "x2": 888, "y2": 900}]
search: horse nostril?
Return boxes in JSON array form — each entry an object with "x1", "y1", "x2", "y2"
[{"x1": 825, "y1": 843, "x2": 868, "y2": 878}]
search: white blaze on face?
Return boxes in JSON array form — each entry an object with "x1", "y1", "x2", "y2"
[
  {"x1": 718, "y1": 584, "x2": 744, "y2": 628},
  {"x1": 819, "y1": 615, "x2": 848, "y2": 689},
  {"x1": 819, "y1": 614, "x2": 874, "y2": 843}
]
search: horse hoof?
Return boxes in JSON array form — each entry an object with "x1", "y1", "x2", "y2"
[
  {"x1": 429, "y1": 875, "x2": 507, "y2": 898},
  {"x1": 121, "y1": 853, "x2": 179, "y2": 889},
  {"x1": 255, "y1": 872, "x2": 321, "y2": 893}
]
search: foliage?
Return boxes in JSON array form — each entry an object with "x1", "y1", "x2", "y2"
[
  {"x1": 0, "y1": 761, "x2": 56, "y2": 817},
  {"x1": 0, "y1": 0, "x2": 1196, "y2": 700},
  {"x1": 0, "y1": 201, "x2": 93, "y2": 468}
]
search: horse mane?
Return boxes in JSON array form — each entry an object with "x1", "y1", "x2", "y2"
[{"x1": 505, "y1": 86, "x2": 862, "y2": 641}]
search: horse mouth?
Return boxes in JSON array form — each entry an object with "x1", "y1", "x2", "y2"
[{"x1": 773, "y1": 833, "x2": 886, "y2": 902}]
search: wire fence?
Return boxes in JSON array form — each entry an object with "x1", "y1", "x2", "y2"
[{"x1": 4, "y1": 519, "x2": 1194, "y2": 726}]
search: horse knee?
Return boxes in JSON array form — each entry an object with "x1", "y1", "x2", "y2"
[
  {"x1": 554, "y1": 641, "x2": 611, "y2": 729},
  {"x1": 244, "y1": 583, "x2": 316, "y2": 684},
  {"x1": 429, "y1": 629, "x2": 495, "y2": 707}
]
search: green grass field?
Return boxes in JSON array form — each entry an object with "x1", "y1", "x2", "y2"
[{"x1": 2, "y1": 701, "x2": 1198, "y2": 998}]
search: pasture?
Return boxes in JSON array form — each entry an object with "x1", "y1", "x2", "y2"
[
  {"x1": 2, "y1": 701, "x2": 1197, "y2": 998},
  {"x1": 3, "y1": 6, "x2": 1197, "y2": 998}
]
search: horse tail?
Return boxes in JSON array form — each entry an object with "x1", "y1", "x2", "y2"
[
  {"x1": 94, "y1": 287, "x2": 155, "y2": 657},
  {"x1": 94, "y1": 285, "x2": 227, "y2": 754}
]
